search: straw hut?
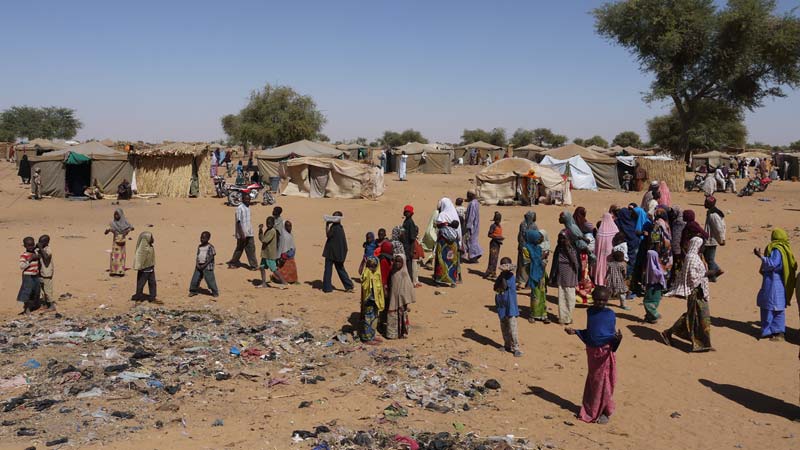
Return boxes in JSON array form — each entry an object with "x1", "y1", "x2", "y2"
[
  {"x1": 634, "y1": 158, "x2": 685, "y2": 193},
  {"x1": 129, "y1": 143, "x2": 212, "y2": 198},
  {"x1": 393, "y1": 142, "x2": 452, "y2": 174},
  {"x1": 29, "y1": 141, "x2": 131, "y2": 197},
  {"x1": 513, "y1": 143, "x2": 547, "y2": 160}
]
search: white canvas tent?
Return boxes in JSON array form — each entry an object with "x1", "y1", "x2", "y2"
[
  {"x1": 280, "y1": 156, "x2": 384, "y2": 200},
  {"x1": 475, "y1": 157, "x2": 567, "y2": 205},
  {"x1": 255, "y1": 140, "x2": 344, "y2": 178},
  {"x1": 540, "y1": 144, "x2": 621, "y2": 190}
]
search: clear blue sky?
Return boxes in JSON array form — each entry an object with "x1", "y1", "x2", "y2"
[{"x1": 1, "y1": 0, "x2": 798, "y2": 145}]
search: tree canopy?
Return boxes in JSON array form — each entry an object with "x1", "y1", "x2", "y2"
[
  {"x1": 379, "y1": 129, "x2": 428, "y2": 147},
  {"x1": 612, "y1": 131, "x2": 643, "y2": 148},
  {"x1": 647, "y1": 99, "x2": 747, "y2": 151},
  {"x1": 0, "y1": 106, "x2": 82, "y2": 141},
  {"x1": 461, "y1": 128, "x2": 507, "y2": 147},
  {"x1": 221, "y1": 84, "x2": 326, "y2": 147},
  {"x1": 594, "y1": 0, "x2": 800, "y2": 156},
  {"x1": 581, "y1": 135, "x2": 609, "y2": 148},
  {"x1": 789, "y1": 140, "x2": 800, "y2": 150}
]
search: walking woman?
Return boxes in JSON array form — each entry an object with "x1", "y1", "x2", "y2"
[
  {"x1": 525, "y1": 229, "x2": 549, "y2": 323},
  {"x1": 105, "y1": 208, "x2": 134, "y2": 276},
  {"x1": 18, "y1": 155, "x2": 32, "y2": 184},
  {"x1": 594, "y1": 212, "x2": 618, "y2": 287},
  {"x1": 385, "y1": 254, "x2": 415, "y2": 339},
  {"x1": 359, "y1": 256, "x2": 384, "y2": 343},
  {"x1": 754, "y1": 229, "x2": 796, "y2": 341},
  {"x1": 516, "y1": 211, "x2": 538, "y2": 288},
  {"x1": 662, "y1": 237, "x2": 714, "y2": 352},
  {"x1": 433, "y1": 198, "x2": 462, "y2": 287}
]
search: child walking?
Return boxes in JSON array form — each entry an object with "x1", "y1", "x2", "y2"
[
  {"x1": 37, "y1": 235, "x2": 55, "y2": 310},
  {"x1": 189, "y1": 231, "x2": 219, "y2": 298},
  {"x1": 132, "y1": 232, "x2": 157, "y2": 302},
  {"x1": 495, "y1": 257, "x2": 522, "y2": 357},
  {"x1": 643, "y1": 250, "x2": 666, "y2": 323},
  {"x1": 258, "y1": 216, "x2": 287, "y2": 289},
  {"x1": 485, "y1": 212, "x2": 504, "y2": 279},
  {"x1": 18, "y1": 237, "x2": 41, "y2": 313},
  {"x1": 565, "y1": 286, "x2": 622, "y2": 424},
  {"x1": 606, "y1": 250, "x2": 630, "y2": 310}
]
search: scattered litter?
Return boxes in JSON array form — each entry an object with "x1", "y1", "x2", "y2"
[
  {"x1": 211, "y1": 418, "x2": 224, "y2": 427},
  {"x1": 22, "y1": 359, "x2": 41, "y2": 369}
]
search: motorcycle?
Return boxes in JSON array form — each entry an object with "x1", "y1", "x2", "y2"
[
  {"x1": 691, "y1": 173, "x2": 707, "y2": 192},
  {"x1": 737, "y1": 177, "x2": 771, "y2": 197},
  {"x1": 213, "y1": 176, "x2": 228, "y2": 198},
  {"x1": 226, "y1": 182, "x2": 276, "y2": 206}
]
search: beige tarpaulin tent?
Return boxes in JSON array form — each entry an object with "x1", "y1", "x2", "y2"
[
  {"x1": 475, "y1": 157, "x2": 567, "y2": 205},
  {"x1": 393, "y1": 142, "x2": 452, "y2": 174},
  {"x1": 280, "y1": 156, "x2": 384, "y2": 200},
  {"x1": 255, "y1": 140, "x2": 344, "y2": 178},
  {"x1": 738, "y1": 151, "x2": 772, "y2": 159},
  {"x1": 336, "y1": 143, "x2": 369, "y2": 161},
  {"x1": 15, "y1": 139, "x2": 70, "y2": 167},
  {"x1": 130, "y1": 143, "x2": 212, "y2": 197},
  {"x1": 456, "y1": 141, "x2": 503, "y2": 161},
  {"x1": 693, "y1": 150, "x2": 731, "y2": 168},
  {"x1": 29, "y1": 141, "x2": 131, "y2": 197},
  {"x1": 541, "y1": 143, "x2": 621, "y2": 190},
  {"x1": 513, "y1": 143, "x2": 547, "y2": 160},
  {"x1": 622, "y1": 147, "x2": 655, "y2": 156},
  {"x1": 585, "y1": 145, "x2": 611, "y2": 154}
]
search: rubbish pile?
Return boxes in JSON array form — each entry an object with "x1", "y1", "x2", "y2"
[
  {"x1": 0, "y1": 307, "x2": 504, "y2": 447},
  {"x1": 294, "y1": 427, "x2": 535, "y2": 449}
]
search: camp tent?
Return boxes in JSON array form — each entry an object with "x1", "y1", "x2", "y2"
[
  {"x1": 540, "y1": 143, "x2": 621, "y2": 190},
  {"x1": 130, "y1": 143, "x2": 212, "y2": 197},
  {"x1": 14, "y1": 139, "x2": 70, "y2": 167},
  {"x1": 693, "y1": 150, "x2": 731, "y2": 169},
  {"x1": 512, "y1": 143, "x2": 547, "y2": 160},
  {"x1": 29, "y1": 141, "x2": 131, "y2": 198},
  {"x1": 336, "y1": 143, "x2": 370, "y2": 161},
  {"x1": 393, "y1": 142, "x2": 452, "y2": 174},
  {"x1": 621, "y1": 147, "x2": 655, "y2": 156},
  {"x1": 255, "y1": 140, "x2": 344, "y2": 178},
  {"x1": 585, "y1": 145, "x2": 610, "y2": 154},
  {"x1": 475, "y1": 157, "x2": 567, "y2": 205},
  {"x1": 456, "y1": 141, "x2": 503, "y2": 162},
  {"x1": 280, "y1": 156, "x2": 384, "y2": 200},
  {"x1": 737, "y1": 151, "x2": 772, "y2": 160}
]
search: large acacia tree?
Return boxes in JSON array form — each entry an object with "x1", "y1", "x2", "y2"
[
  {"x1": 594, "y1": 0, "x2": 800, "y2": 157},
  {"x1": 0, "y1": 106, "x2": 82, "y2": 141},
  {"x1": 221, "y1": 84, "x2": 326, "y2": 147}
]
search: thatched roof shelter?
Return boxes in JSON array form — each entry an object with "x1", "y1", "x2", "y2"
[{"x1": 130, "y1": 143, "x2": 212, "y2": 197}]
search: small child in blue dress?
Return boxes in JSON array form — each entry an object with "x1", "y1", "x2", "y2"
[{"x1": 494, "y1": 257, "x2": 522, "y2": 357}]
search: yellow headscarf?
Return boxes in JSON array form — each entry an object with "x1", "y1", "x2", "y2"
[
  {"x1": 764, "y1": 228, "x2": 797, "y2": 304},
  {"x1": 361, "y1": 258, "x2": 384, "y2": 311}
]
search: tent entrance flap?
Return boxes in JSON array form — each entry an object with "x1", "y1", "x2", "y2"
[
  {"x1": 66, "y1": 162, "x2": 91, "y2": 196},
  {"x1": 66, "y1": 152, "x2": 91, "y2": 165}
]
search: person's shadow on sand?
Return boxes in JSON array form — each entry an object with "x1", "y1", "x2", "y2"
[
  {"x1": 699, "y1": 379, "x2": 800, "y2": 420},
  {"x1": 462, "y1": 328, "x2": 503, "y2": 349}
]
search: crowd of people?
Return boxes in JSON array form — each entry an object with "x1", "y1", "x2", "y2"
[{"x1": 14, "y1": 173, "x2": 799, "y2": 427}]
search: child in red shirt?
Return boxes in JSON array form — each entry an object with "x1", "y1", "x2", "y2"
[
  {"x1": 18, "y1": 236, "x2": 41, "y2": 313},
  {"x1": 485, "y1": 212, "x2": 505, "y2": 279}
]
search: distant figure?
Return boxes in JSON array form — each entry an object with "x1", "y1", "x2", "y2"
[
  {"x1": 322, "y1": 211, "x2": 354, "y2": 293},
  {"x1": 210, "y1": 150, "x2": 219, "y2": 178},
  {"x1": 18, "y1": 155, "x2": 31, "y2": 184},
  {"x1": 621, "y1": 171, "x2": 632, "y2": 192},
  {"x1": 379, "y1": 150, "x2": 387, "y2": 173},
  {"x1": 189, "y1": 231, "x2": 219, "y2": 298},
  {"x1": 18, "y1": 236, "x2": 41, "y2": 313},
  {"x1": 37, "y1": 235, "x2": 55, "y2": 310},
  {"x1": 398, "y1": 151, "x2": 408, "y2": 181},
  {"x1": 236, "y1": 160, "x2": 245, "y2": 184},
  {"x1": 633, "y1": 164, "x2": 647, "y2": 191},
  {"x1": 227, "y1": 194, "x2": 258, "y2": 270},
  {"x1": 117, "y1": 179, "x2": 132, "y2": 200},
  {"x1": 31, "y1": 167, "x2": 42, "y2": 199},
  {"x1": 754, "y1": 229, "x2": 796, "y2": 341},
  {"x1": 495, "y1": 257, "x2": 523, "y2": 357},
  {"x1": 464, "y1": 191, "x2": 483, "y2": 263},
  {"x1": 132, "y1": 231, "x2": 157, "y2": 302},
  {"x1": 105, "y1": 208, "x2": 134, "y2": 276}
]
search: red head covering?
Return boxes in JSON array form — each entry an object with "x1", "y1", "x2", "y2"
[{"x1": 404, "y1": 205, "x2": 414, "y2": 215}]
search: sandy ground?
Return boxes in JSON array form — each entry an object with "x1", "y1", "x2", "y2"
[{"x1": 0, "y1": 161, "x2": 798, "y2": 450}]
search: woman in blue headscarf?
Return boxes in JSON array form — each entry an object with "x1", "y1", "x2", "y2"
[{"x1": 525, "y1": 229, "x2": 549, "y2": 323}]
